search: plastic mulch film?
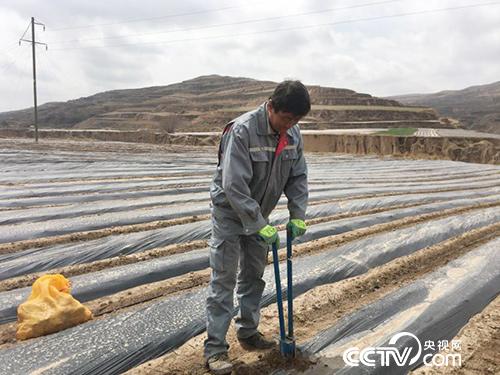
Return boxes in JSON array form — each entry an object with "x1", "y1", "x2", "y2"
[
  {"x1": 299, "y1": 236, "x2": 500, "y2": 375},
  {"x1": 0, "y1": 209, "x2": 498, "y2": 374},
  {"x1": 0, "y1": 248, "x2": 208, "y2": 324},
  {"x1": 1, "y1": 172, "x2": 498, "y2": 211},
  {"x1": 1, "y1": 194, "x2": 498, "y2": 281},
  {"x1": 0, "y1": 195, "x2": 496, "y2": 324},
  {"x1": 0, "y1": 188, "x2": 210, "y2": 211},
  {"x1": 0, "y1": 157, "x2": 216, "y2": 184},
  {"x1": 0, "y1": 180, "x2": 500, "y2": 243},
  {"x1": 0, "y1": 197, "x2": 211, "y2": 226},
  {"x1": 307, "y1": 169, "x2": 499, "y2": 183},
  {"x1": 0, "y1": 178, "x2": 211, "y2": 201},
  {"x1": 2, "y1": 176, "x2": 498, "y2": 226},
  {"x1": 0, "y1": 152, "x2": 491, "y2": 183},
  {"x1": 2, "y1": 169, "x2": 497, "y2": 204},
  {"x1": 0, "y1": 183, "x2": 497, "y2": 244}
]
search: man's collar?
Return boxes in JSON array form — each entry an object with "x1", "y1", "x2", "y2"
[
  {"x1": 256, "y1": 102, "x2": 273, "y2": 136},
  {"x1": 257, "y1": 101, "x2": 294, "y2": 136}
]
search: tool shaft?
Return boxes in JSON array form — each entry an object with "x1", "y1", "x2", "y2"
[
  {"x1": 272, "y1": 242, "x2": 286, "y2": 342},
  {"x1": 287, "y1": 228, "x2": 294, "y2": 338}
]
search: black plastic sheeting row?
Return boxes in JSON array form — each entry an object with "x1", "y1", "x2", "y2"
[
  {"x1": 0, "y1": 247, "x2": 207, "y2": 324},
  {"x1": 1, "y1": 178, "x2": 499, "y2": 244},
  {"x1": 0, "y1": 153, "x2": 488, "y2": 181},
  {"x1": 3, "y1": 167, "x2": 497, "y2": 199},
  {"x1": 2, "y1": 171, "x2": 497, "y2": 202},
  {"x1": 308, "y1": 169, "x2": 500, "y2": 183},
  {"x1": 2, "y1": 173, "x2": 498, "y2": 211},
  {"x1": 0, "y1": 202, "x2": 498, "y2": 325},
  {"x1": 0, "y1": 207, "x2": 498, "y2": 374},
  {"x1": 0, "y1": 200, "x2": 210, "y2": 227},
  {"x1": 0, "y1": 158, "x2": 216, "y2": 183},
  {"x1": 1, "y1": 185, "x2": 499, "y2": 243},
  {"x1": 305, "y1": 163, "x2": 496, "y2": 176},
  {"x1": 0, "y1": 166, "x2": 214, "y2": 184},
  {"x1": 299, "y1": 236, "x2": 500, "y2": 375},
  {"x1": 0, "y1": 177, "x2": 211, "y2": 201},
  {"x1": 0, "y1": 188, "x2": 210, "y2": 210},
  {"x1": 1, "y1": 194, "x2": 498, "y2": 281},
  {"x1": 3, "y1": 172, "x2": 498, "y2": 225},
  {"x1": 271, "y1": 188, "x2": 499, "y2": 224}
]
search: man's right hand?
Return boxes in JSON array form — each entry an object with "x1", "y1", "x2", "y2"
[{"x1": 258, "y1": 225, "x2": 280, "y2": 247}]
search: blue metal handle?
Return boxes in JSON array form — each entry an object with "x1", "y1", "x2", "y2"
[
  {"x1": 286, "y1": 227, "x2": 294, "y2": 339},
  {"x1": 272, "y1": 242, "x2": 286, "y2": 343}
]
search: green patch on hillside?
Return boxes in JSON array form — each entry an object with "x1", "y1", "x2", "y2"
[{"x1": 375, "y1": 128, "x2": 417, "y2": 136}]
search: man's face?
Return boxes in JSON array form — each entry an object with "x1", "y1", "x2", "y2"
[{"x1": 267, "y1": 102, "x2": 303, "y2": 134}]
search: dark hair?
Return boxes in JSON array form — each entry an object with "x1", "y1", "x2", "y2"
[{"x1": 269, "y1": 80, "x2": 311, "y2": 117}]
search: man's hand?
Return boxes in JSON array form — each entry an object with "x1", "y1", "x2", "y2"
[
  {"x1": 287, "y1": 219, "x2": 307, "y2": 238},
  {"x1": 258, "y1": 225, "x2": 280, "y2": 247}
]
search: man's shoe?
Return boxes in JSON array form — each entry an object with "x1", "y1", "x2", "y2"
[
  {"x1": 206, "y1": 352, "x2": 233, "y2": 375},
  {"x1": 238, "y1": 332, "x2": 276, "y2": 350}
]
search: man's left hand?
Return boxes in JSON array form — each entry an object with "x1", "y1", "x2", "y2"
[{"x1": 287, "y1": 219, "x2": 307, "y2": 238}]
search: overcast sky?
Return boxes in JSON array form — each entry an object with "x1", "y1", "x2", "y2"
[{"x1": 0, "y1": 0, "x2": 499, "y2": 112}]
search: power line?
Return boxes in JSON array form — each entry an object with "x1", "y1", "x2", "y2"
[
  {"x1": 47, "y1": 3, "x2": 266, "y2": 31},
  {"x1": 49, "y1": 0, "x2": 406, "y2": 44},
  {"x1": 49, "y1": 1, "x2": 500, "y2": 51},
  {"x1": 19, "y1": 21, "x2": 32, "y2": 40}
]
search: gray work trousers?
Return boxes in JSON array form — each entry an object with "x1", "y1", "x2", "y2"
[{"x1": 203, "y1": 227, "x2": 268, "y2": 358}]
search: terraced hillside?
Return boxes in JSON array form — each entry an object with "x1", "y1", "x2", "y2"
[
  {"x1": 0, "y1": 139, "x2": 498, "y2": 374},
  {"x1": 390, "y1": 81, "x2": 500, "y2": 135},
  {"x1": 0, "y1": 75, "x2": 443, "y2": 132}
]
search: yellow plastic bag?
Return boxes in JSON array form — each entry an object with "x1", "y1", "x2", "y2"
[{"x1": 16, "y1": 274, "x2": 93, "y2": 340}]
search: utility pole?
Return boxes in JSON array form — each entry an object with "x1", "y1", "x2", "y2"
[{"x1": 19, "y1": 17, "x2": 47, "y2": 143}]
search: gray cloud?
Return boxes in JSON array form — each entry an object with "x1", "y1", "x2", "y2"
[{"x1": 1, "y1": 0, "x2": 499, "y2": 112}]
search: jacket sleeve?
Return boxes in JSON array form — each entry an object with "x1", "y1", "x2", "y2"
[
  {"x1": 221, "y1": 126, "x2": 268, "y2": 234},
  {"x1": 284, "y1": 131, "x2": 308, "y2": 220}
]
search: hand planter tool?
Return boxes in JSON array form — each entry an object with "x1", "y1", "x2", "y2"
[{"x1": 271, "y1": 227, "x2": 296, "y2": 358}]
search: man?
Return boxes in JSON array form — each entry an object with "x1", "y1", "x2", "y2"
[{"x1": 205, "y1": 80, "x2": 310, "y2": 374}]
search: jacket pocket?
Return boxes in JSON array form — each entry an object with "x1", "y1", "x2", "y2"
[
  {"x1": 281, "y1": 148, "x2": 298, "y2": 179},
  {"x1": 210, "y1": 185, "x2": 228, "y2": 207},
  {"x1": 250, "y1": 150, "x2": 270, "y2": 162},
  {"x1": 282, "y1": 148, "x2": 298, "y2": 161},
  {"x1": 250, "y1": 150, "x2": 271, "y2": 183}
]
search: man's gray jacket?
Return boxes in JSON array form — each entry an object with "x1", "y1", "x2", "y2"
[{"x1": 210, "y1": 102, "x2": 308, "y2": 236}]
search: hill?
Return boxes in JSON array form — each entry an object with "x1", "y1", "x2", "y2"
[
  {"x1": 389, "y1": 81, "x2": 500, "y2": 134},
  {"x1": 0, "y1": 75, "x2": 441, "y2": 132}
]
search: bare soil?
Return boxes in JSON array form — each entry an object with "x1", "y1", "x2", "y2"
[
  {"x1": 125, "y1": 223, "x2": 500, "y2": 374},
  {"x1": 2, "y1": 182, "x2": 497, "y2": 255},
  {"x1": 1, "y1": 201, "x2": 497, "y2": 293},
  {"x1": 0, "y1": 215, "x2": 210, "y2": 255},
  {"x1": 411, "y1": 295, "x2": 500, "y2": 375},
  {"x1": 1, "y1": 203, "x2": 498, "y2": 352}
]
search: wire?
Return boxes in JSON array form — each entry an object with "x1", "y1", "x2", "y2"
[
  {"x1": 49, "y1": 1, "x2": 500, "y2": 51},
  {"x1": 19, "y1": 21, "x2": 31, "y2": 41},
  {"x1": 49, "y1": 0, "x2": 406, "y2": 44},
  {"x1": 47, "y1": 2, "x2": 267, "y2": 31}
]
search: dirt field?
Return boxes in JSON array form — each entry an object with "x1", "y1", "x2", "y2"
[{"x1": 0, "y1": 138, "x2": 498, "y2": 374}]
